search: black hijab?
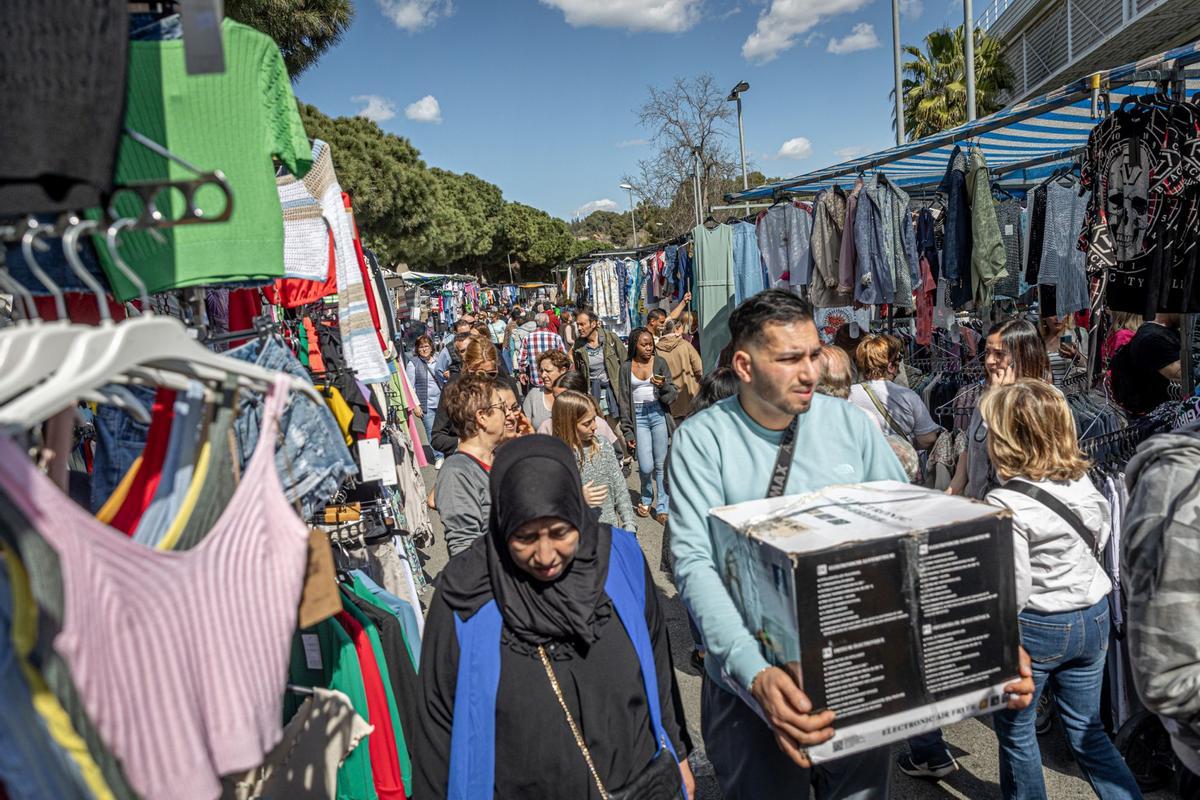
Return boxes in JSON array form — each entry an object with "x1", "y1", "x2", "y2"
[{"x1": 439, "y1": 435, "x2": 613, "y2": 646}]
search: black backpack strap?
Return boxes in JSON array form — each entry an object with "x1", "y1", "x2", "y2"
[{"x1": 1001, "y1": 480, "x2": 1100, "y2": 558}]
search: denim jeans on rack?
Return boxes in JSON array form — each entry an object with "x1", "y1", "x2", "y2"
[
  {"x1": 89, "y1": 384, "x2": 156, "y2": 513},
  {"x1": 993, "y1": 597, "x2": 1143, "y2": 800},
  {"x1": 227, "y1": 337, "x2": 357, "y2": 519},
  {"x1": 634, "y1": 401, "x2": 670, "y2": 515}
]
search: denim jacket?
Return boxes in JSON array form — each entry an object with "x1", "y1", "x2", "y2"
[{"x1": 854, "y1": 173, "x2": 919, "y2": 307}]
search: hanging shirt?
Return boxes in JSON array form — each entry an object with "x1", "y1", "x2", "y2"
[{"x1": 94, "y1": 21, "x2": 312, "y2": 301}]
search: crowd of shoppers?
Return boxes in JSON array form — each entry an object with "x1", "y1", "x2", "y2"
[{"x1": 401, "y1": 290, "x2": 1200, "y2": 800}]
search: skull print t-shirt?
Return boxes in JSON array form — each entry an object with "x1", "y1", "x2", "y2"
[{"x1": 1081, "y1": 102, "x2": 1200, "y2": 316}]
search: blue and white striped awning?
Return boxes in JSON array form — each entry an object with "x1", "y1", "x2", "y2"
[{"x1": 728, "y1": 39, "x2": 1200, "y2": 200}]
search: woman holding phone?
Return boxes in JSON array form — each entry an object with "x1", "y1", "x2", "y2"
[{"x1": 619, "y1": 327, "x2": 678, "y2": 523}]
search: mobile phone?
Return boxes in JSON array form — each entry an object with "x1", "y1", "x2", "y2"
[{"x1": 1061, "y1": 332, "x2": 1074, "y2": 346}]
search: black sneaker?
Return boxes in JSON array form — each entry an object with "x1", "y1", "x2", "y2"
[{"x1": 897, "y1": 752, "x2": 959, "y2": 780}]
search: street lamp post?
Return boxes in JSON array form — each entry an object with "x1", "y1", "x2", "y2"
[
  {"x1": 892, "y1": 0, "x2": 905, "y2": 144},
  {"x1": 964, "y1": 0, "x2": 978, "y2": 121},
  {"x1": 619, "y1": 183, "x2": 637, "y2": 248},
  {"x1": 727, "y1": 81, "x2": 750, "y2": 213}
]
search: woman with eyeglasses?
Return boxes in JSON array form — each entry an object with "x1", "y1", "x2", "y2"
[
  {"x1": 434, "y1": 373, "x2": 510, "y2": 557},
  {"x1": 496, "y1": 379, "x2": 534, "y2": 443},
  {"x1": 947, "y1": 319, "x2": 1051, "y2": 499},
  {"x1": 431, "y1": 335, "x2": 502, "y2": 456}
]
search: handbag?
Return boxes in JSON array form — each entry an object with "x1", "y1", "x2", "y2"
[
  {"x1": 1001, "y1": 480, "x2": 1126, "y2": 638},
  {"x1": 537, "y1": 645, "x2": 684, "y2": 800}
]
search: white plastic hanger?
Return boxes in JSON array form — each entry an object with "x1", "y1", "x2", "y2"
[
  {"x1": 0, "y1": 221, "x2": 79, "y2": 399},
  {"x1": 0, "y1": 219, "x2": 324, "y2": 427}
]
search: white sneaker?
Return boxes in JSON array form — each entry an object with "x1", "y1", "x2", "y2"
[{"x1": 434, "y1": 456, "x2": 445, "y2": 470}]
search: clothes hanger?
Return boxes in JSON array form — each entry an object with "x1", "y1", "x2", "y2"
[
  {"x1": 0, "y1": 219, "x2": 324, "y2": 427},
  {"x1": 0, "y1": 219, "x2": 92, "y2": 397}
]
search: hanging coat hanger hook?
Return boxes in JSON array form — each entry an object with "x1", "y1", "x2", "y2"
[
  {"x1": 104, "y1": 217, "x2": 152, "y2": 310},
  {"x1": 20, "y1": 219, "x2": 63, "y2": 320},
  {"x1": 61, "y1": 217, "x2": 112, "y2": 324}
]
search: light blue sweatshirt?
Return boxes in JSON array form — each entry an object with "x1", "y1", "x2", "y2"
[{"x1": 668, "y1": 393, "x2": 907, "y2": 695}]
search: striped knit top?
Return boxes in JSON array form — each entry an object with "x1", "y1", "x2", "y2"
[{"x1": 0, "y1": 377, "x2": 309, "y2": 800}]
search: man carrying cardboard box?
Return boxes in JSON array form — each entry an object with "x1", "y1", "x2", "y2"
[{"x1": 668, "y1": 289, "x2": 1034, "y2": 799}]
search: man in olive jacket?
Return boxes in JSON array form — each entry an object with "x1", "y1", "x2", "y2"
[{"x1": 571, "y1": 309, "x2": 628, "y2": 455}]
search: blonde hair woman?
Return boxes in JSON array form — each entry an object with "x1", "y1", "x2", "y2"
[
  {"x1": 982, "y1": 380, "x2": 1141, "y2": 800},
  {"x1": 551, "y1": 390, "x2": 635, "y2": 530}
]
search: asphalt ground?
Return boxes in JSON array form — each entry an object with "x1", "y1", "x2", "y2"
[{"x1": 416, "y1": 463, "x2": 1177, "y2": 799}]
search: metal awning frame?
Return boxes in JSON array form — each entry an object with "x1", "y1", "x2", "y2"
[{"x1": 726, "y1": 47, "x2": 1200, "y2": 202}]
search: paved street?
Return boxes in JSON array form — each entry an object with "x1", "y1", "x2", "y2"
[{"x1": 417, "y1": 464, "x2": 1175, "y2": 799}]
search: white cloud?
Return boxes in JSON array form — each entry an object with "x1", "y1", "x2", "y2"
[
  {"x1": 803, "y1": 31, "x2": 824, "y2": 47},
  {"x1": 900, "y1": 0, "x2": 924, "y2": 18},
  {"x1": 540, "y1": 0, "x2": 703, "y2": 33},
  {"x1": 827, "y1": 22, "x2": 880, "y2": 54},
  {"x1": 616, "y1": 138, "x2": 650, "y2": 148},
  {"x1": 742, "y1": 0, "x2": 872, "y2": 63},
  {"x1": 834, "y1": 145, "x2": 869, "y2": 159},
  {"x1": 377, "y1": 0, "x2": 453, "y2": 32},
  {"x1": 776, "y1": 137, "x2": 813, "y2": 160},
  {"x1": 352, "y1": 95, "x2": 397, "y2": 123},
  {"x1": 573, "y1": 198, "x2": 620, "y2": 217},
  {"x1": 405, "y1": 95, "x2": 442, "y2": 123}
]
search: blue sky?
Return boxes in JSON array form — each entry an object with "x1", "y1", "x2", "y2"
[{"x1": 294, "y1": 0, "x2": 977, "y2": 222}]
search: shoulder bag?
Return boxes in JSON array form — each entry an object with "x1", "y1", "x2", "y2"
[
  {"x1": 537, "y1": 645, "x2": 683, "y2": 799},
  {"x1": 1001, "y1": 479, "x2": 1125, "y2": 638},
  {"x1": 861, "y1": 383, "x2": 909, "y2": 440}
]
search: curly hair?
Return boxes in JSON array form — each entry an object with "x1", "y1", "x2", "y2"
[
  {"x1": 537, "y1": 349, "x2": 572, "y2": 373},
  {"x1": 980, "y1": 379, "x2": 1090, "y2": 482},
  {"x1": 444, "y1": 373, "x2": 498, "y2": 440}
]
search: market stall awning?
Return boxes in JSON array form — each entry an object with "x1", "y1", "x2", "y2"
[{"x1": 727, "y1": 39, "x2": 1200, "y2": 200}]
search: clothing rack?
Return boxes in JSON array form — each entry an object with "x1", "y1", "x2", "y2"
[{"x1": 726, "y1": 64, "x2": 1200, "y2": 203}]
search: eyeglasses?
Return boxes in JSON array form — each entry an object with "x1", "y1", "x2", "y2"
[
  {"x1": 505, "y1": 404, "x2": 521, "y2": 415},
  {"x1": 482, "y1": 401, "x2": 507, "y2": 414}
]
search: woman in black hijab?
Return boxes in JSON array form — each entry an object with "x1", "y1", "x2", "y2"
[{"x1": 415, "y1": 435, "x2": 693, "y2": 799}]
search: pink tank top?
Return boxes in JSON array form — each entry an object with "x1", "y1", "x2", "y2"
[{"x1": 0, "y1": 377, "x2": 309, "y2": 800}]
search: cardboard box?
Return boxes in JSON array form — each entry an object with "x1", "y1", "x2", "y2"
[{"x1": 710, "y1": 480, "x2": 1019, "y2": 763}]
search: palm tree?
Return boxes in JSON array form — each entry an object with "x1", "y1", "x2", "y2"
[
  {"x1": 894, "y1": 25, "x2": 1015, "y2": 141},
  {"x1": 226, "y1": 0, "x2": 354, "y2": 78}
]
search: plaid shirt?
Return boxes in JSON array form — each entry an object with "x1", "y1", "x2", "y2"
[{"x1": 517, "y1": 328, "x2": 567, "y2": 386}]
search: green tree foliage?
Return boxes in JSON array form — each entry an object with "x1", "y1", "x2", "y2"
[
  {"x1": 410, "y1": 169, "x2": 504, "y2": 268},
  {"x1": 897, "y1": 25, "x2": 1015, "y2": 141},
  {"x1": 226, "y1": 0, "x2": 353, "y2": 77},
  {"x1": 298, "y1": 103, "x2": 433, "y2": 263}
]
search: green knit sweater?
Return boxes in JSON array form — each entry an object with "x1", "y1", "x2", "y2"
[{"x1": 97, "y1": 20, "x2": 312, "y2": 301}]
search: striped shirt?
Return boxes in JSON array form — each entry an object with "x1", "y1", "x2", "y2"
[{"x1": 517, "y1": 328, "x2": 567, "y2": 386}]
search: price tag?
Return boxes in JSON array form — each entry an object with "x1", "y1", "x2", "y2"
[
  {"x1": 1004, "y1": 224, "x2": 1015, "y2": 236},
  {"x1": 357, "y1": 439, "x2": 384, "y2": 482},
  {"x1": 379, "y1": 443, "x2": 399, "y2": 486},
  {"x1": 301, "y1": 634, "x2": 322, "y2": 671},
  {"x1": 181, "y1": 0, "x2": 226, "y2": 75}
]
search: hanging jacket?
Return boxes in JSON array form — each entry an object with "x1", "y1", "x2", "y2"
[
  {"x1": 756, "y1": 202, "x2": 811, "y2": 288},
  {"x1": 966, "y1": 149, "x2": 1007, "y2": 308},
  {"x1": 809, "y1": 188, "x2": 851, "y2": 308},
  {"x1": 447, "y1": 529, "x2": 680, "y2": 800},
  {"x1": 854, "y1": 173, "x2": 918, "y2": 307},
  {"x1": 1122, "y1": 431, "x2": 1200, "y2": 778},
  {"x1": 939, "y1": 146, "x2": 973, "y2": 308}
]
